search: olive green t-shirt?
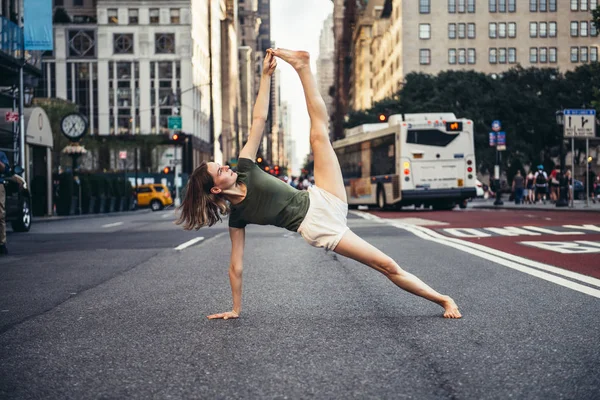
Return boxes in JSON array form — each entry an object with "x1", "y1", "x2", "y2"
[{"x1": 228, "y1": 158, "x2": 310, "y2": 231}]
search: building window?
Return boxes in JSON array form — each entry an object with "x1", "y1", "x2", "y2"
[
  {"x1": 73, "y1": 0, "x2": 83, "y2": 5},
  {"x1": 128, "y1": 9, "x2": 138, "y2": 24},
  {"x1": 508, "y1": 0, "x2": 516, "y2": 11},
  {"x1": 530, "y1": 22, "x2": 538, "y2": 37},
  {"x1": 108, "y1": 8, "x2": 118, "y2": 24},
  {"x1": 498, "y1": 48, "x2": 507, "y2": 63},
  {"x1": 549, "y1": 47, "x2": 557, "y2": 63},
  {"x1": 591, "y1": 47, "x2": 598, "y2": 62},
  {"x1": 419, "y1": 24, "x2": 431, "y2": 39},
  {"x1": 65, "y1": 62, "x2": 98, "y2": 135},
  {"x1": 468, "y1": 0, "x2": 476, "y2": 12},
  {"x1": 109, "y1": 61, "x2": 140, "y2": 135},
  {"x1": 571, "y1": 47, "x2": 579, "y2": 62},
  {"x1": 539, "y1": 0, "x2": 547, "y2": 11},
  {"x1": 530, "y1": 47, "x2": 538, "y2": 63},
  {"x1": 498, "y1": 0, "x2": 506, "y2": 12},
  {"x1": 591, "y1": 22, "x2": 598, "y2": 37},
  {"x1": 449, "y1": 49, "x2": 457, "y2": 64},
  {"x1": 580, "y1": 0, "x2": 588, "y2": 11},
  {"x1": 571, "y1": 22, "x2": 579, "y2": 36},
  {"x1": 489, "y1": 23, "x2": 497, "y2": 38},
  {"x1": 420, "y1": 49, "x2": 431, "y2": 64},
  {"x1": 449, "y1": 0, "x2": 456, "y2": 13},
  {"x1": 420, "y1": 0, "x2": 430, "y2": 13},
  {"x1": 55, "y1": 0, "x2": 64, "y2": 5},
  {"x1": 457, "y1": 48, "x2": 465, "y2": 64},
  {"x1": 458, "y1": 0, "x2": 466, "y2": 12},
  {"x1": 170, "y1": 9, "x2": 180, "y2": 24},
  {"x1": 539, "y1": 47, "x2": 548, "y2": 62},
  {"x1": 508, "y1": 22, "x2": 517, "y2": 37},
  {"x1": 468, "y1": 48, "x2": 476, "y2": 64},
  {"x1": 150, "y1": 8, "x2": 160, "y2": 24},
  {"x1": 468, "y1": 23, "x2": 476, "y2": 38},
  {"x1": 68, "y1": 29, "x2": 96, "y2": 58},
  {"x1": 592, "y1": 0, "x2": 599, "y2": 10},
  {"x1": 458, "y1": 23, "x2": 466, "y2": 38},
  {"x1": 449, "y1": 23, "x2": 457, "y2": 39},
  {"x1": 489, "y1": 0, "x2": 497, "y2": 12},
  {"x1": 489, "y1": 48, "x2": 497, "y2": 63},
  {"x1": 113, "y1": 34, "x2": 134, "y2": 54},
  {"x1": 539, "y1": 22, "x2": 547, "y2": 37},
  {"x1": 581, "y1": 47, "x2": 589, "y2": 62},
  {"x1": 580, "y1": 21, "x2": 588, "y2": 36},
  {"x1": 571, "y1": 0, "x2": 578, "y2": 10},
  {"x1": 549, "y1": 0, "x2": 557, "y2": 11},
  {"x1": 530, "y1": 0, "x2": 537, "y2": 12},
  {"x1": 498, "y1": 22, "x2": 507, "y2": 37},
  {"x1": 155, "y1": 33, "x2": 175, "y2": 54},
  {"x1": 549, "y1": 22, "x2": 557, "y2": 37},
  {"x1": 508, "y1": 47, "x2": 517, "y2": 63}
]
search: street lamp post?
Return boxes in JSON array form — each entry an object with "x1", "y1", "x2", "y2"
[{"x1": 555, "y1": 110, "x2": 568, "y2": 207}]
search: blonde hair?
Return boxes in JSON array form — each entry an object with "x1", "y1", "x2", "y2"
[{"x1": 175, "y1": 162, "x2": 230, "y2": 230}]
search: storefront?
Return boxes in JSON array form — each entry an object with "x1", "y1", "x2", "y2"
[{"x1": 0, "y1": 107, "x2": 53, "y2": 216}]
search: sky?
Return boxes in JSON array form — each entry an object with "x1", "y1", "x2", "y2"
[{"x1": 270, "y1": 0, "x2": 334, "y2": 175}]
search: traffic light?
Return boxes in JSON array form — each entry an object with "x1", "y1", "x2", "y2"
[
  {"x1": 163, "y1": 166, "x2": 172, "y2": 174},
  {"x1": 172, "y1": 133, "x2": 179, "y2": 141},
  {"x1": 378, "y1": 113, "x2": 388, "y2": 122},
  {"x1": 588, "y1": 156, "x2": 593, "y2": 164},
  {"x1": 257, "y1": 157, "x2": 263, "y2": 163}
]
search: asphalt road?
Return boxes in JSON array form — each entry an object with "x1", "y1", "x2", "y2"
[{"x1": 1, "y1": 209, "x2": 599, "y2": 399}]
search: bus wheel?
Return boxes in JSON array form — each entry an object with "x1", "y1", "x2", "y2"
[
  {"x1": 377, "y1": 187, "x2": 387, "y2": 209},
  {"x1": 459, "y1": 199, "x2": 468, "y2": 209}
]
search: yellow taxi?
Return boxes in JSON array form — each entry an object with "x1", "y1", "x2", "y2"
[{"x1": 136, "y1": 183, "x2": 173, "y2": 211}]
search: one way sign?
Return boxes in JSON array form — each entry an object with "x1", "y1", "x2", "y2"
[{"x1": 563, "y1": 109, "x2": 596, "y2": 138}]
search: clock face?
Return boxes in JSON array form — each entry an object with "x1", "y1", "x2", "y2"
[{"x1": 61, "y1": 113, "x2": 88, "y2": 141}]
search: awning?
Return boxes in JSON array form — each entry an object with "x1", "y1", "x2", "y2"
[{"x1": 0, "y1": 107, "x2": 53, "y2": 149}]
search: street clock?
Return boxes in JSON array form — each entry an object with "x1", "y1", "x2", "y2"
[{"x1": 61, "y1": 113, "x2": 88, "y2": 142}]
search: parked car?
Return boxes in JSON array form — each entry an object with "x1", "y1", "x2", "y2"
[
  {"x1": 136, "y1": 183, "x2": 173, "y2": 211},
  {"x1": 5, "y1": 173, "x2": 32, "y2": 232}
]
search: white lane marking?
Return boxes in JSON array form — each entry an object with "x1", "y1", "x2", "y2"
[
  {"x1": 162, "y1": 212, "x2": 174, "y2": 219},
  {"x1": 175, "y1": 237, "x2": 205, "y2": 251},
  {"x1": 350, "y1": 211, "x2": 600, "y2": 298},
  {"x1": 102, "y1": 222, "x2": 123, "y2": 228}
]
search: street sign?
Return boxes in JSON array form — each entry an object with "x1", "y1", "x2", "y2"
[
  {"x1": 119, "y1": 151, "x2": 127, "y2": 159},
  {"x1": 168, "y1": 115, "x2": 182, "y2": 131},
  {"x1": 563, "y1": 109, "x2": 596, "y2": 138},
  {"x1": 169, "y1": 159, "x2": 181, "y2": 166},
  {"x1": 497, "y1": 131, "x2": 506, "y2": 151},
  {"x1": 5, "y1": 111, "x2": 19, "y2": 123},
  {"x1": 492, "y1": 120, "x2": 501, "y2": 132}
]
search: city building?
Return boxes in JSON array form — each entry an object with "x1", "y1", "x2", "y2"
[
  {"x1": 317, "y1": 13, "x2": 335, "y2": 123},
  {"x1": 356, "y1": 0, "x2": 600, "y2": 108}
]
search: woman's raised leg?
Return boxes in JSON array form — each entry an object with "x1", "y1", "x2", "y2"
[
  {"x1": 334, "y1": 230, "x2": 462, "y2": 318},
  {"x1": 273, "y1": 49, "x2": 346, "y2": 203}
]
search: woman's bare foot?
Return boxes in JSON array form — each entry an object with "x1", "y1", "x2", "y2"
[
  {"x1": 273, "y1": 48, "x2": 310, "y2": 70},
  {"x1": 440, "y1": 296, "x2": 462, "y2": 319}
]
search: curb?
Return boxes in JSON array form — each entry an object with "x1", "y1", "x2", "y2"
[
  {"x1": 32, "y1": 208, "x2": 154, "y2": 224},
  {"x1": 471, "y1": 205, "x2": 600, "y2": 213}
]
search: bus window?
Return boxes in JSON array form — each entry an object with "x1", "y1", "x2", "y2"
[
  {"x1": 371, "y1": 134, "x2": 395, "y2": 176},
  {"x1": 406, "y1": 129, "x2": 459, "y2": 147}
]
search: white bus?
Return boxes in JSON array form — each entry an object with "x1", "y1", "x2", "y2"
[{"x1": 333, "y1": 113, "x2": 477, "y2": 210}]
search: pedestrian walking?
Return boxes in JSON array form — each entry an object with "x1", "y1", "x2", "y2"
[
  {"x1": 525, "y1": 171, "x2": 535, "y2": 204},
  {"x1": 512, "y1": 170, "x2": 524, "y2": 205},
  {"x1": 176, "y1": 49, "x2": 461, "y2": 320},
  {"x1": 534, "y1": 165, "x2": 548, "y2": 204}
]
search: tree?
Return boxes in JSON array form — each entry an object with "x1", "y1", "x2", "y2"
[
  {"x1": 53, "y1": 7, "x2": 71, "y2": 24},
  {"x1": 592, "y1": 4, "x2": 600, "y2": 30},
  {"x1": 33, "y1": 98, "x2": 78, "y2": 173}
]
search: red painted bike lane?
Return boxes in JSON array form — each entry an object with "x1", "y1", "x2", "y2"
[{"x1": 368, "y1": 209, "x2": 600, "y2": 279}]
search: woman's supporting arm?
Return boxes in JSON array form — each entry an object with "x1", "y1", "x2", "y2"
[{"x1": 207, "y1": 227, "x2": 245, "y2": 320}]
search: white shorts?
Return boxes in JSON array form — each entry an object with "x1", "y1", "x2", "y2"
[{"x1": 297, "y1": 186, "x2": 350, "y2": 251}]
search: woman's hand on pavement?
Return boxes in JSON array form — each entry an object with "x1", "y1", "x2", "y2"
[{"x1": 207, "y1": 311, "x2": 239, "y2": 320}]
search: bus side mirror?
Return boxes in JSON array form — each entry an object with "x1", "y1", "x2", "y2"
[{"x1": 13, "y1": 165, "x2": 23, "y2": 175}]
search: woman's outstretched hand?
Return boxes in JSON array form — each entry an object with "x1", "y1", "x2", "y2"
[
  {"x1": 207, "y1": 310, "x2": 239, "y2": 320},
  {"x1": 263, "y1": 49, "x2": 277, "y2": 76}
]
